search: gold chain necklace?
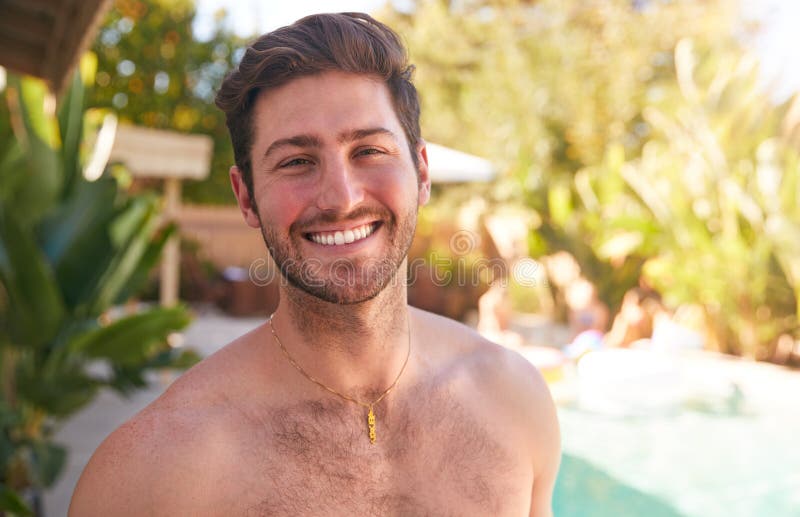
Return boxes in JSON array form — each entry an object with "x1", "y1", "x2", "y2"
[{"x1": 268, "y1": 313, "x2": 411, "y2": 445}]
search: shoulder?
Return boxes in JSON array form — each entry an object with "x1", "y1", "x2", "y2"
[
  {"x1": 412, "y1": 306, "x2": 552, "y2": 399},
  {"x1": 67, "y1": 405, "x2": 189, "y2": 515},
  {"x1": 69, "y1": 337, "x2": 265, "y2": 516},
  {"x1": 69, "y1": 388, "x2": 243, "y2": 515},
  {"x1": 412, "y1": 306, "x2": 561, "y2": 477},
  {"x1": 453, "y1": 315, "x2": 561, "y2": 512}
]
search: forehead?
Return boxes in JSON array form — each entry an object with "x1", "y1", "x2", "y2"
[{"x1": 251, "y1": 71, "x2": 404, "y2": 151}]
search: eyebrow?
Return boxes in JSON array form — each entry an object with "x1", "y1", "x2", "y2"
[
  {"x1": 337, "y1": 127, "x2": 399, "y2": 145},
  {"x1": 261, "y1": 127, "x2": 400, "y2": 165},
  {"x1": 262, "y1": 134, "x2": 322, "y2": 164}
]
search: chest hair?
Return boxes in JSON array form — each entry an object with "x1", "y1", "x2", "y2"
[{"x1": 239, "y1": 382, "x2": 519, "y2": 516}]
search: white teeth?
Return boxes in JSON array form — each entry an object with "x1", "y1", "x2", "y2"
[{"x1": 309, "y1": 223, "x2": 375, "y2": 246}]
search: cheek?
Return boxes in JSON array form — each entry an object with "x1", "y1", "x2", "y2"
[
  {"x1": 252, "y1": 181, "x2": 306, "y2": 228},
  {"x1": 363, "y1": 169, "x2": 418, "y2": 206}
]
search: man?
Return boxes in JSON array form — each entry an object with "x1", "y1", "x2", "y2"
[{"x1": 70, "y1": 13, "x2": 560, "y2": 516}]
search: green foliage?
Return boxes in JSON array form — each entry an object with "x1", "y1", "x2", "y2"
[
  {"x1": 2, "y1": 78, "x2": 62, "y2": 224},
  {"x1": 89, "y1": 0, "x2": 246, "y2": 204},
  {"x1": 383, "y1": 0, "x2": 799, "y2": 356},
  {"x1": 624, "y1": 41, "x2": 799, "y2": 356},
  {"x1": 0, "y1": 482, "x2": 32, "y2": 516},
  {"x1": 382, "y1": 0, "x2": 739, "y2": 309},
  {"x1": 0, "y1": 68, "x2": 198, "y2": 508}
]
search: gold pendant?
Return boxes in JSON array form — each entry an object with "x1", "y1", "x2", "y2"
[{"x1": 367, "y1": 406, "x2": 376, "y2": 444}]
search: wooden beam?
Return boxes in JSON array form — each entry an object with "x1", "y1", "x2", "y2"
[
  {"x1": 42, "y1": 0, "x2": 76, "y2": 89},
  {"x1": 0, "y1": 5, "x2": 53, "y2": 47},
  {"x1": 0, "y1": 34, "x2": 46, "y2": 78},
  {"x1": 0, "y1": 0, "x2": 111, "y2": 91},
  {"x1": 47, "y1": 0, "x2": 113, "y2": 94},
  {"x1": 2, "y1": 0, "x2": 60, "y2": 17}
]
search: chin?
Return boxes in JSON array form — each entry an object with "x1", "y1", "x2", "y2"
[{"x1": 284, "y1": 267, "x2": 401, "y2": 305}]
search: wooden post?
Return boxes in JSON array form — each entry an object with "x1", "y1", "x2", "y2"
[
  {"x1": 108, "y1": 125, "x2": 213, "y2": 307},
  {"x1": 160, "y1": 177, "x2": 181, "y2": 307}
]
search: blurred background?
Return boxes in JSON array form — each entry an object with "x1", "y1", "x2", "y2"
[{"x1": 1, "y1": 0, "x2": 799, "y2": 515}]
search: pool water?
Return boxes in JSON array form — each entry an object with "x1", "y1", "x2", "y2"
[
  {"x1": 551, "y1": 353, "x2": 800, "y2": 517},
  {"x1": 555, "y1": 453, "x2": 684, "y2": 517}
]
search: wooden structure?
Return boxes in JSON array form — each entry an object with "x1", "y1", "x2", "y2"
[
  {"x1": 109, "y1": 124, "x2": 213, "y2": 306},
  {"x1": 0, "y1": 0, "x2": 112, "y2": 92}
]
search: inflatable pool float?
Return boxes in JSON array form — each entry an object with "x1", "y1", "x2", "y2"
[
  {"x1": 518, "y1": 345, "x2": 567, "y2": 384},
  {"x1": 576, "y1": 348, "x2": 687, "y2": 415}
]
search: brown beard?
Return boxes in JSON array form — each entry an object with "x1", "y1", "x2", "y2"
[{"x1": 256, "y1": 204, "x2": 418, "y2": 305}]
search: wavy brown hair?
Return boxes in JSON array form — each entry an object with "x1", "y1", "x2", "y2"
[{"x1": 215, "y1": 12, "x2": 421, "y2": 195}]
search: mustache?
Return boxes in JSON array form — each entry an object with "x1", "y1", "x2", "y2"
[{"x1": 291, "y1": 206, "x2": 393, "y2": 232}]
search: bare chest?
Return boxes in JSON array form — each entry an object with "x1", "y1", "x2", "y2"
[{"x1": 221, "y1": 394, "x2": 533, "y2": 516}]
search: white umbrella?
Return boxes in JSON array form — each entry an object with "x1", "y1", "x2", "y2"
[{"x1": 425, "y1": 142, "x2": 496, "y2": 183}]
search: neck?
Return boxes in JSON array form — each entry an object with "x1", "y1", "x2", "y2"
[{"x1": 269, "y1": 270, "x2": 411, "y2": 397}]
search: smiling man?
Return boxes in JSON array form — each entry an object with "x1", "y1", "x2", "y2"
[{"x1": 70, "y1": 13, "x2": 560, "y2": 516}]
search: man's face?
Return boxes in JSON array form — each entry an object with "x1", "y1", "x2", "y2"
[{"x1": 231, "y1": 71, "x2": 430, "y2": 304}]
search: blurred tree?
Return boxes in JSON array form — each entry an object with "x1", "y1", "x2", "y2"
[
  {"x1": 89, "y1": 0, "x2": 245, "y2": 204},
  {"x1": 381, "y1": 0, "x2": 799, "y2": 357},
  {"x1": 621, "y1": 41, "x2": 799, "y2": 358},
  {"x1": 382, "y1": 0, "x2": 740, "y2": 307}
]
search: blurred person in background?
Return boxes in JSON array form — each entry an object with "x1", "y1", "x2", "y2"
[{"x1": 604, "y1": 287, "x2": 663, "y2": 349}]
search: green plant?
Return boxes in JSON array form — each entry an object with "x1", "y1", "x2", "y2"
[
  {"x1": 0, "y1": 63, "x2": 198, "y2": 514},
  {"x1": 631, "y1": 42, "x2": 798, "y2": 357},
  {"x1": 90, "y1": 0, "x2": 245, "y2": 205},
  {"x1": 383, "y1": 1, "x2": 799, "y2": 357},
  {"x1": 576, "y1": 42, "x2": 799, "y2": 357},
  {"x1": 380, "y1": 0, "x2": 738, "y2": 315}
]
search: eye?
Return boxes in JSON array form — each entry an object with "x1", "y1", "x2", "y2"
[
  {"x1": 355, "y1": 147, "x2": 383, "y2": 158},
  {"x1": 280, "y1": 157, "x2": 313, "y2": 168}
]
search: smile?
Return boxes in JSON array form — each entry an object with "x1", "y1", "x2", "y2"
[{"x1": 306, "y1": 222, "x2": 379, "y2": 246}]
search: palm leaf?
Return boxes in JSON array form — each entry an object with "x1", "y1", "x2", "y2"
[
  {"x1": 5, "y1": 76, "x2": 63, "y2": 223},
  {"x1": 113, "y1": 222, "x2": 177, "y2": 304},
  {"x1": 0, "y1": 483, "x2": 32, "y2": 516},
  {"x1": 0, "y1": 207, "x2": 66, "y2": 348},
  {"x1": 86, "y1": 196, "x2": 161, "y2": 315},
  {"x1": 57, "y1": 72, "x2": 85, "y2": 199},
  {"x1": 68, "y1": 306, "x2": 191, "y2": 365},
  {"x1": 36, "y1": 178, "x2": 118, "y2": 309}
]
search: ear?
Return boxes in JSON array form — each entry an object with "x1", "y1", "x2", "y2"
[
  {"x1": 229, "y1": 165, "x2": 261, "y2": 229},
  {"x1": 416, "y1": 140, "x2": 431, "y2": 206}
]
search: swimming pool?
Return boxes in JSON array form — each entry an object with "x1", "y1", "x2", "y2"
[{"x1": 551, "y1": 352, "x2": 800, "y2": 516}]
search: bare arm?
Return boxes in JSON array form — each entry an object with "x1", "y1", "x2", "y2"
[
  {"x1": 528, "y1": 368, "x2": 561, "y2": 517},
  {"x1": 70, "y1": 397, "x2": 248, "y2": 517},
  {"x1": 483, "y1": 344, "x2": 562, "y2": 517},
  {"x1": 69, "y1": 417, "x2": 157, "y2": 517},
  {"x1": 69, "y1": 405, "x2": 210, "y2": 516}
]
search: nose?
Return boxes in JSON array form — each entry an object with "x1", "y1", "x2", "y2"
[{"x1": 315, "y1": 155, "x2": 364, "y2": 213}]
